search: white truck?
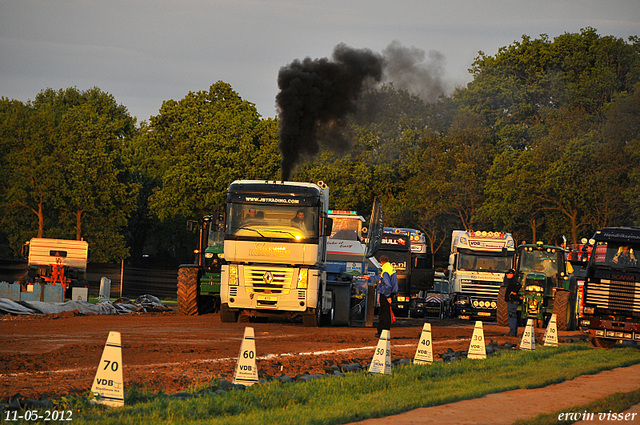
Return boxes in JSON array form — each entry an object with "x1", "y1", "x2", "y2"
[
  {"x1": 219, "y1": 180, "x2": 334, "y2": 326},
  {"x1": 448, "y1": 230, "x2": 515, "y2": 320}
]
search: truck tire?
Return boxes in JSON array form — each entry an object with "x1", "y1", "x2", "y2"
[
  {"x1": 553, "y1": 289, "x2": 571, "y2": 331},
  {"x1": 496, "y1": 286, "x2": 508, "y2": 327},
  {"x1": 303, "y1": 308, "x2": 318, "y2": 327},
  {"x1": 220, "y1": 303, "x2": 239, "y2": 323},
  {"x1": 177, "y1": 266, "x2": 200, "y2": 316},
  {"x1": 589, "y1": 330, "x2": 616, "y2": 348}
]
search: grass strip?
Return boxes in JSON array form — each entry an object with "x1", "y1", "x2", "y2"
[
  {"x1": 15, "y1": 344, "x2": 640, "y2": 425},
  {"x1": 514, "y1": 387, "x2": 640, "y2": 425}
]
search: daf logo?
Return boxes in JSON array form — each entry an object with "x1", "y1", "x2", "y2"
[{"x1": 263, "y1": 271, "x2": 274, "y2": 284}]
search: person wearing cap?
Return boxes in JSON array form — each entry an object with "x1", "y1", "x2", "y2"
[{"x1": 504, "y1": 268, "x2": 521, "y2": 336}]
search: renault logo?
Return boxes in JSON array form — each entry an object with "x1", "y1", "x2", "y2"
[{"x1": 263, "y1": 271, "x2": 274, "y2": 284}]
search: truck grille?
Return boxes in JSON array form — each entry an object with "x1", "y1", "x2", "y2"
[
  {"x1": 586, "y1": 279, "x2": 640, "y2": 314},
  {"x1": 243, "y1": 266, "x2": 293, "y2": 295},
  {"x1": 461, "y1": 281, "x2": 500, "y2": 297}
]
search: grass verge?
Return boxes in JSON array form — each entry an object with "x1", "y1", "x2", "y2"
[{"x1": 9, "y1": 344, "x2": 640, "y2": 425}]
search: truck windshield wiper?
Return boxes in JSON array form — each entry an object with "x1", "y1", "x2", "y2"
[
  {"x1": 269, "y1": 230, "x2": 302, "y2": 238},
  {"x1": 236, "y1": 226, "x2": 266, "y2": 238}
]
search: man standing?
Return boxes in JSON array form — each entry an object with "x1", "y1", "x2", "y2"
[
  {"x1": 376, "y1": 255, "x2": 398, "y2": 338},
  {"x1": 504, "y1": 269, "x2": 521, "y2": 336}
]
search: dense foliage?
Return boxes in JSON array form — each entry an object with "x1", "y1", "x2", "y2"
[{"x1": 0, "y1": 29, "x2": 638, "y2": 266}]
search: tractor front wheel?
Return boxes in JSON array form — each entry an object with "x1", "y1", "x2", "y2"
[
  {"x1": 553, "y1": 289, "x2": 572, "y2": 331},
  {"x1": 177, "y1": 265, "x2": 200, "y2": 316}
]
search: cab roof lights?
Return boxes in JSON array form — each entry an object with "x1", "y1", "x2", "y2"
[
  {"x1": 469, "y1": 230, "x2": 506, "y2": 238},
  {"x1": 328, "y1": 210, "x2": 358, "y2": 215}
]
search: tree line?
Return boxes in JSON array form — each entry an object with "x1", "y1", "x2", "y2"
[{"x1": 1, "y1": 28, "x2": 638, "y2": 267}]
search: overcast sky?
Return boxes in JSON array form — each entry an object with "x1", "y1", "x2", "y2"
[{"x1": 1, "y1": 0, "x2": 639, "y2": 123}]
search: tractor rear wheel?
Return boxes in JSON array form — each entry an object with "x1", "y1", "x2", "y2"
[
  {"x1": 553, "y1": 289, "x2": 571, "y2": 331},
  {"x1": 496, "y1": 286, "x2": 508, "y2": 327},
  {"x1": 177, "y1": 266, "x2": 200, "y2": 316}
]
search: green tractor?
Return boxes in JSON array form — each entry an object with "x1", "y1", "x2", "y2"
[
  {"x1": 498, "y1": 242, "x2": 577, "y2": 331},
  {"x1": 177, "y1": 207, "x2": 225, "y2": 315}
]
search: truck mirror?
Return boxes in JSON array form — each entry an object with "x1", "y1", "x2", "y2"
[
  {"x1": 324, "y1": 217, "x2": 333, "y2": 236},
  {"x1": 447, "y1": 264, "x2": 453, "y2": 271},
  {"x1": 21, "y1": 243, "x2": 29, "y2": 259}
]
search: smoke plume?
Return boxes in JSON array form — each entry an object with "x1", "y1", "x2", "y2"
[
  {"x1": 382, "y1": 40, "x2": 448, "y2": 103},
  {"x1": 276, "y1": 41, "x2": 448, "y2": 180},
  {"x1": 276, "y1": 44, "x2": 384, "y2": 180}
]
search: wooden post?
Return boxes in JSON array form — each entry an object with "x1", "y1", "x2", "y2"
[{"x1": 120, "y1": 260, "x2": 124, "y2": 298}]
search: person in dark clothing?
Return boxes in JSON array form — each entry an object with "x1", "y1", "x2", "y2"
[
  {"x1": 504, "y1": 268, "x2": 521, "y2": 336},
  {"x1": 375, "y1": 255, "x2": 398, "y2": 338}
]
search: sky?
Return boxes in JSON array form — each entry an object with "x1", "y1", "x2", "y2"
[{"x1": 1, "y1": 0, "x2": 639, "y2": 123}]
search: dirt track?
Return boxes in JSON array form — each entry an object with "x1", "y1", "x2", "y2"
[{"x1": 0, "y1": 311, "x2": 588, "y2": 401}]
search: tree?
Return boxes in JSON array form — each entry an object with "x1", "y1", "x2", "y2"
[
  {"x1": 141, "y1": 81, "x2": 280, "y2": 220},
  {"x1": 1, "y1": 88, "x2": 139, "y2": 261}
]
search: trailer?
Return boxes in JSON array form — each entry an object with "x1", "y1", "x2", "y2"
[{"x1": 21, "y1": 238, "x2": 89, "y2": 301}]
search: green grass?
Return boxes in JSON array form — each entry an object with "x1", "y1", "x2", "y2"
[
  {"x1": 514, "y1": 387, "x2": 640, "y2": 425},
  {"x1": 10, "y1": 344, "x2": 640, "y2": 425}
]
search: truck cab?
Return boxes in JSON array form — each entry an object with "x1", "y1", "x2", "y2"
[
  {"x1": 220, "y1": 180, "x2": 332, "y2": 325},
  {"x1": 448, "y1": 230, "x2": 515, "y2": 320},
  {"x1": 580, "y1": 227, "x2": 640, "y2": 347}
]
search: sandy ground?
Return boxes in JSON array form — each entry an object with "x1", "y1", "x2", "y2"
[
  {"x1": 1, "y1": 310, "x2": 637, "y2": 424},
  {"x1": 350, "y1": 364, "x2": 640, "y2": 425}
]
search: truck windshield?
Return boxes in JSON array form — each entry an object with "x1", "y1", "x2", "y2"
[
  {"x1": 226, "y1": 203, "x2": 318, "y2": 240},
  {"x1": 329, "y1": 217, "x2": 362, "y2": 241},
  {"x1": 375, "y1": 250, "x2": 409, "y2": 273},
  {"x1": 208, "y1": 226, "x2": 224, "y2": 247},
  {"x1": 518, "y1": 249, "x2": 560, "y2": 276},
  {"x1": 592, "y1": 241, "x2": 640, "y2": 269},
  {"x1": 458, "y1": 253, "x2": 512, "y2": 273}
]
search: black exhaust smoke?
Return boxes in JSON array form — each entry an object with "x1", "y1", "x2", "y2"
[{"x1": 276, "y1": 43, "x2": 384, "y2": 180}]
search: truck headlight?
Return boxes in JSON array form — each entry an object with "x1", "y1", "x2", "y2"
[
  {"x1": 229, "y1": 265, "x2": 238, "y2": 286},
  {"x1": 583, "y1": 307, "x2": 594, "y2": 314},
  {"x1": 397, "y1": 296, "x2": 407, "y2": 302},
  {"x1": 297, "y1": 268, "x2": 308, "y2": 289}
]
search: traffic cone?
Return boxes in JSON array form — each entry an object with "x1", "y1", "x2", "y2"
[
  {"x1": 369, "y1": 330, "x2": 392, "y2": 374},
  {"x1": 414, "y1": 323, "x2": 434, "y2": 364},
  {"x1": 233, "y1": 327, "x2": 259, "y2": 386},
  {"x1": 544, "y1": 314, "x2": 559, "y2": 347},
  {"x1": 467, "y1": 321, "x2": 487, "y2": 359},
  {"x1": 91, "y1": 331, "x2": 125, "y2": 407},
  {"x1": 520, "y1": 319, "x2": 536, "y2": 350}
]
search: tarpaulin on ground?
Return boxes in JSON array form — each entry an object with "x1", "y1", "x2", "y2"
[{"x1": 0, "y1": 294, "x2": 172, "y2": 316}]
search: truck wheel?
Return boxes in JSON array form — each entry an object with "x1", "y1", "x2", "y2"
[
  {"x1": 589, "y1": 331, "x2": 616, "y2": 348},
  {"x1": 220, "y1": 303, "x2": 239, "y2": 323},
  {"x1": 303, "y1": 311, "x2": 318, "y2": 327},
  {"x1": 553, "y1": 290, "x2": 571, "y2": 331},
  {"x1": 177, "y1": 266, "x2": 200, "y2": 316},
  {"x1": 496, "y1": 286, "x2": 508, "y2": 326}
]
